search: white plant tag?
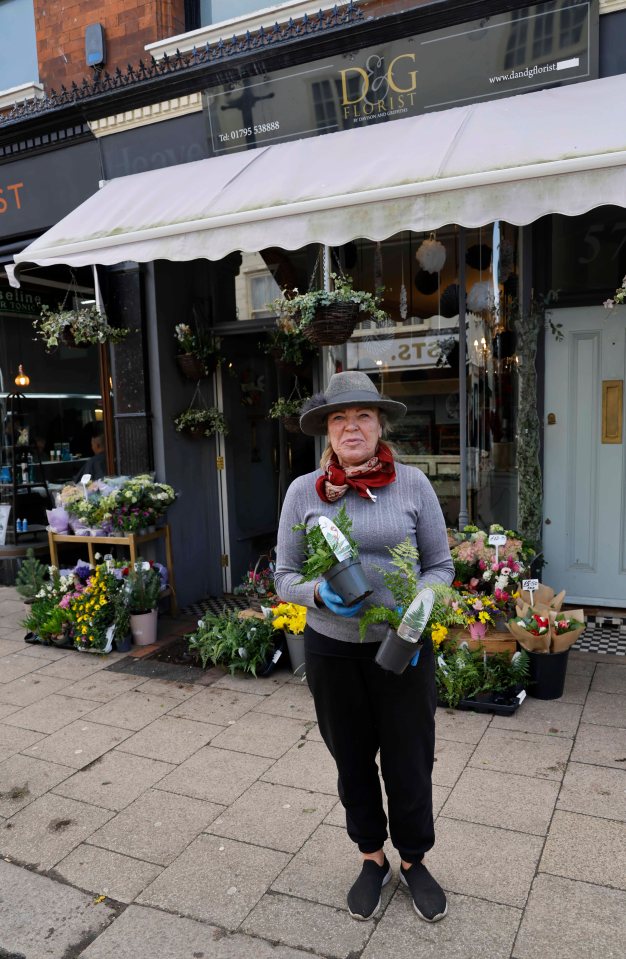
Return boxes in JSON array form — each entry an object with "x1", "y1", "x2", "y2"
[
  {"x1": 319, "y1": 516, "x2": 353, "y2": 563},
  {"x1": 488, "y1": 533, "x2": 507, "y2": 564},
  {"x1": 80, "y1": 474, "x2": 91, "y2": 498},
  {"x1": 522, "y1": 578, "x2": 539, "y2": 605},
  {"x1": 397, "y1": 587, "x2": 435, "y2": 643},
  {"x1": 516, "y1": 689, "x2": 527, "y2": 704}
]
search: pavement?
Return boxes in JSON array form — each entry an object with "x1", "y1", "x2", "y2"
[{"x1": 0, "y1": 585, "x2": 625, "y2": 959}]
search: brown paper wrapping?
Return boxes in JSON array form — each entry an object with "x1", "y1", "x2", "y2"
[
  {"x1": 506, "y1": 617, "x2": 550, "y2": 652},
  {"x1": 549, "y1": 609, "x2": 585, "y2": 653},
  {"x1": 519, "y1": 585, "x2": 565, "y2": 611}
]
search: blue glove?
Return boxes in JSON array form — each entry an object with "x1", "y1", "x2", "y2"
[{"x1": 317, "y1": 581, "x2": 364, "y2": 617}]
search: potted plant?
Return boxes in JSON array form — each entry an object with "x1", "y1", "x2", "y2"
[
  {"x1": 123, "y1": 561, "x2": 162, "y2": 646},
  {"x1": 272, "y1": 273, "x2": 389, "y2": 346},
  {"x1": 33, "y1": 304, "x2": 129, "y2": 350},
  {"x1": 293, "y1": 504, "x2": 371, "y2": 606},
  {"x1": 506, "y1": 605, "x2": 585, "y2": 699},
  {"x1": 271, "y1": 602, "x2": 306, "y2": 674},
  {"x1": 435, "y1": 644, "x2": 529, "y2": 713},
  {"x1": 187, "y1": 608, "x2": 277, "y2": 677},
  {"x1": 67, "y1": 564, "x2": 119, "y2": 653},
  {"x1": 268, "y1": 395, "x2": 309, "y2": 433},
  {"x1": 174, "y1": 407, "x2": 228, "y2": 439},
  {"x1": 15, "y1": 548, "x2": 48, "y2": 605},
  {"x1": 260, "y1": 319, "x2": 318, "y2": 370},
  {"x1": 174, "y1": 322, "x2": 221, "y2": 379}
]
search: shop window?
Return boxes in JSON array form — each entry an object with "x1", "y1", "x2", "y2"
[
  {"x1": 197, "y1": 0, "x2": 295, "y2": 27},
  {"x1": 0, "y1": 0, "x2": 38, "y2": 91},
  {"x1": 249, "y1": 271, "x2": 281, "y2": 318},
  {"x1": 532, "y1": 2, "x2": 557, "y2": 59},
  {"x1": 559, "y1": 3, "x2": 587, "y2": 48},
  {"x1": 504, "y1": 11, "x2": 529, "y2": 69}
]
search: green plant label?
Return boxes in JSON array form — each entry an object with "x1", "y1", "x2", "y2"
[{"x1": 319, "y1": 516, "x2": 353, "y2": 563}]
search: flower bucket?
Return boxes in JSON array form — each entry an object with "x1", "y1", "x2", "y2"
[
  {"x1": 285, "y1": 631, "x2": 306, "y2": 674},
  {"x1": 323, "y1": 556, "x2": 372, "y2": 607},
  {"x1": 130, "y1": 608, "x2": 158, "y2": 646},
  {"x1": 114, "y1": 632, "x2": 133, "y2": 652},
  {"x1": 302, "y1": 303, "x2": 360, "y2": 346},
  {"x1": 526, "y1": 648, "x2": 569, "y2": 700},
  {"x1": 375, "y1": 627, "x2": 420, "y2": 675}
]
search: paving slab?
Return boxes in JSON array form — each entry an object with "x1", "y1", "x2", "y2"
[
  {"x1": 435, "y1": 707, "x2": 492, "y2": 744},
  {"x1": 130, "y1": 677, "x2": 206, "y2": 700},
  {"x1": 469, "y1": 727, "x2": 572, "y2": 781},
  {"x1": 53, "y1": 749, "x2": 175, "y2": 811},
  {"x1": 426, "y1": 817, "x2": 544, "y2": 907},
  {"x1": 362, "y1": 889, "x2": 522, "y2": 959},
  {"x1": 18, "y1": 642, "x2": 75, "y2": 660},
  {"x1": 54, "y1": 842, "x2": 163, "y2": 903},
  {"x1": 62, "y1": 671, "x2": 148, "y2": 702},
  {"x1": 0, "y1": 721, "x2": 45, "y2": 761},
  {"x1": 590, "y1": 662, "x2": 626, "y2": 695},
  {"x1": 539, "y1": 809, "x2": 626, "y2": 890},
  {"x1": 0, "y1": 702, "x2": 19, "y2": 720},
  {"x1": 1, "y1": 692, "x2": 100, "y2": 732},
  {"x1": 84, "y1": 688, "x2": 183, "y2": 730},
  {"x1": 207, "y1": 780, "x2": 336, "y2": 853},
  {"x1": 23, "y1": 719, "x2": 132, "y2": 769},
  {"x1": 570, "y1": 721, "x2": 626, "y2": 769},
  {"x1": 209, "y1": 710, "x2": 311, "y2": 759},
  {"x1": 441, "y1": 766, "x2": 559, "y2": 835},
  {"x1": 272, "y1": 822, "x2": 397, "y2": 911},
  {"x1": 0, "y1": 672, "x2": 69, "y2": 706},
  {"x1": 0, "y1": 859, "x2": 118, "y2": 959},
  {"x1": 260, "y1": 740, "x2": 338, "y2": 795},
  {"x1": 432, "y1": 739, "x2": 476, "y2": 787},
  {"x1": 556, "y1": 669, "x2": 593, "y2": 705},
  {"x1": 81, "y1": 904, "x2": 316, "y2": 959},
  {"x1": 212, "y1": 671, "x2": 291, "y2": 694},
  {"x1": 170, "y1": 686, "x2": 266, "y2": 725},
  {"x1": 491, "y1": 698, "x2": 582, "y2": 738},
  {"x1": 87, "y1": 787, "x2": 223, "y2": 865},
  {"x1": 32, "y1": 655, "x2": 116, "y2": 680},
  {"x1": 581, "y1": 690, "x2": 626, "y2": 728},
  {"x1": 513, "y1": 873, "x2": 626, "y2": 959},
  {"x1": 158, "y1": 744, "x2": 273, "y2": 804},
  {"x1": 557, "y1": 761, "x2": 626, "y2": 821},
  {"x1": 253, "y1": 682, "x2": 318, "y2": 722},
  {"x1": 0, "y1": 639, "x2": 31, "y2": 656},
  {"x1": 242, "y1": 890, "x2": 372, "y2": 959},
  {"x1": 0, "y1": 652, "x2": 42, "y2": 682},
  {"x1": 0, "y1": 753, "x2": 74, "y2": 817},
  {"x1": 136, "y1": 833, "x2": 289, "y2": 929},
  {"x1": 115, "y1": 714, "x2": 221, "y2": 763},
  {"x1": 0, "y1": 792, "x2": 113, "y2": 869}
]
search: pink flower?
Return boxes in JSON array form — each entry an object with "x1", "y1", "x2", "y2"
[
  {"x1": 491, "y1": 563, "x2": 499, "y2": 572},
  {"x1": 478, "y1": 559, "x2": 487, "y2": 570}
]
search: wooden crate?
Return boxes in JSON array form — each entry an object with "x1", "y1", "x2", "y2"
[{"x1": 446, "y1": 628, "x2": 517, "y2": 656}]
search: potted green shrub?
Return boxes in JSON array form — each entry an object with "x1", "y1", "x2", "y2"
[
  {"x1": 33, "y1": 304, "x2": 129, "y2": 350},
  {"x1": 293, "y1": 504, "x2": 371, "y2": 606},
  {"x1": 15, "y1": 548, "x2": 47, "y2": 605},
  {"x1": 174, "y1": 407, "x2": 228, "y2": 439},
  {"x1": 124, "y1": 561, "x2": 162, "y2": 646},
  {"x1": 187, "y1": 608, "x2": 277, "y2": 676},
  {"x1": 272, "y1": 273, "x2": 388, "y2": 346}
]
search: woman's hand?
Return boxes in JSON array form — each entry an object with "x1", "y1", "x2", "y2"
[{"x1": 317, "y1": 581, "x2": 364, "y2": 617}]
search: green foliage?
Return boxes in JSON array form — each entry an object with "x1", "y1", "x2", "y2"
[
  {"x1": 435, "y1": 646, "x2": 529, "y2": 708},
  {"x1": 124, "y1": 561, "x2": 161, "y2": 614},
  {"x1": 358, "y1": 605, "x2": 401, "y2": 641},
  {"x1": 268, "y1": 395, "x2": 309, "y2": 419},
  {"x1": 33, "y1": 304, "x2": 129, "y2": 350},
  {"x1": 377, "y1": 537, "x2": 419, "y2": 611},
  {"x1": 272, "y1": 273, "x2": 389, "y2": 331},
  {"x1": 15, "y1": 549, "x2": 47, "y2": 601},
  {"x1": 260, "y1": 323, "x2": 318, "y2": 365},
  {"x1": 23, "y1": 600, "x2": 69, "y2": 643},
  {"x1": 174, "y1": 407, "x2": 228, "y2": 437},
  {"x1": 187, "y1": 610, "x2": 276, "y2": 676},
  {"x1": 293, "y1": 504, "x2": 358, "y2": 581}
]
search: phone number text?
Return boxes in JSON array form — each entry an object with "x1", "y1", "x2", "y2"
[{"x1": 217, "y1": 121, "x2": 280, "y2": 143}]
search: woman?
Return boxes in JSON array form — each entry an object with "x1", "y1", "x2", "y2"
[{"x1": 275, "y1": 371, "x2": 454, "y2": 923}]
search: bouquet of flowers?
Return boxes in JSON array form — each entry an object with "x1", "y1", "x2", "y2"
[
  {"x1": 67, "y1": 565, "x2": 121, "y2": 652},
  {"x1": 448, "y1": 524, "x2": 534, "y2": 615},
  {"x1": 506, "y1": 608, "x2": 552, "y2": 652},
  {"x1": 549, "y1": 610, "x2": 585, "y2": 653},
  {"x1": 233, "y1": 565, "x2": 276, "y2": 603},
  {"x1": 271, "y1": 602, "x2": 306, "y2": 636}
]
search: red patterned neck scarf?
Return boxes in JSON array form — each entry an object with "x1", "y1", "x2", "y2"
[{"x1": 315, "y1": 442, "x2": 396, "y2": 503}]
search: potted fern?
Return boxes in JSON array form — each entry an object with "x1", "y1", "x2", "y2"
[{"x1": 293, "y1": 504, "x2": 371, "y2": 606}]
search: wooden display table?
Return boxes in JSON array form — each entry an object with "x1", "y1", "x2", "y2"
[{"x1": 47, "y1": 525, "x2": 178, "y2": 615}]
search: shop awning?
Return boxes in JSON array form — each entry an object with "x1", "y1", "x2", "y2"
[{"x1": 9, "y1": 73, "x2": 626, "y2": 286}]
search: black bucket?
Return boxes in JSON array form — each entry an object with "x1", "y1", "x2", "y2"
[
  {"x1": 375, "y1": 627, "x2": 420, "y2": 675},
  {"x1": 323, "y1": 556, "x2": 372, "y2": 607},
  {"x1": 527, "y1": 648, "x2": 569, "y2": 699}
]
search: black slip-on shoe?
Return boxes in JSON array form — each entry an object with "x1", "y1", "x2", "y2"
[
  {"x1": 347, "y1": 856, "x2": 392, "y2": 921},
  {"x1": 400, "y1": 862, "x2": 448, "y2": 922}
]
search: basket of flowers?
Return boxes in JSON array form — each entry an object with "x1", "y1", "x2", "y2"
[
  {"x1": 33, "y1": 304, "x2": 129, "y2": 351},
  {"x1": 233, "y1": 552, "x2": 277, "y2": 610},
  {"x1": 174, "y1": 407, "x2": 228, "y2": 440},
  {"x1": 174, "y1": 323, "x2": 221, "y2": 379}
]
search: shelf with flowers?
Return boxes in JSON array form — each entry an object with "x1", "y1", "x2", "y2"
[
  {"x1": 33, "y1": 304, "x2": 129, "y2": 350},
  {"x1": 174, "y1": 322, "x2": 222, "y2": 380},
  {"x1": 271, "y1": 602, "x2": 306, "y2": 674},
  {"x1": 52, "y1": 475, "x2": 176, "y2": 537},
  {"x1": 271, "y1": 273, "x2": 389, "y2": 346}
]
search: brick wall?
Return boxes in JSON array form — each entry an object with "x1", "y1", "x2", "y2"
[{"x1": 34, "y1": 1, "x2": 186, "y2": 91}]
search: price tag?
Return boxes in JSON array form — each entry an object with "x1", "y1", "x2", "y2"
[
  {"x1": 522, "y1": 578, "x2": 539, "y2": 606},
  {"x1": 488, "y1": 533, "x2": 507, "y2": 563}
]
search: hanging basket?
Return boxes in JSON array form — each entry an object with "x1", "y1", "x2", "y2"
[
  {"x1": 60, "y1": 328, "x2": 86, "y2": 350},
  {"x1": 281, "y1": 415, "x2": 301, "y2": 433},
  {"x1": 176, "y1": 353, "x2": 213, "y2": 380},
  {"x1": 179, "y1": 426, "x2": 209, "y2": 441},
  {"x1": 301, "y1": 303, "x2": 360, "y2": 346}
]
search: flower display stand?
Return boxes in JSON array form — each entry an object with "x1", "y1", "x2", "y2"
[{"x1": 47, "y1": 524, "x2": 178, "y2": 615}]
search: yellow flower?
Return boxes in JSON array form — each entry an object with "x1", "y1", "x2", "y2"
[
  {"x1": 478, "y1": 611, "x2": 491, "y2": 624},
  {"x1": 431, "y1": 623, "x2": 448, "y2": 650}
]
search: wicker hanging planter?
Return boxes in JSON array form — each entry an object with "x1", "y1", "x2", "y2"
[
  {"x1": 281, "y1": 415, "x2": 301, "y2": 433},
  {"x1": 301, "y1": 303, "x2": 360, "y2": 346},
  {"x1": 176, "y1": 353, "x2": 214, "y2": 380}
]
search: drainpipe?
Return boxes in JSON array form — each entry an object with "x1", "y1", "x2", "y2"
[{"x1": 457, "y1": 226, "x2": 470, "y2": 529}]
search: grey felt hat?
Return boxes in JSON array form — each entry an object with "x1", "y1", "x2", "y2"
[{"x1": 299, "y1": 371, "x2": 407, "y2": 436}]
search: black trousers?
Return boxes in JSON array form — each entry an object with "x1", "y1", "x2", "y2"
[{"x1": 305, "y1": 637, "x2": 436, "y2": 864}]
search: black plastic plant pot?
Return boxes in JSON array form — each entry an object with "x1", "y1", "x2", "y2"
[
  {"x1": 527, "y1": 648, "x2": 569, "y2": 700},
  {"x1": 323, "y1": 556, "x2": 372, "y2": 607},
  {"x1": 375, "y1": 626, "x2": 420, "y2": 675}
]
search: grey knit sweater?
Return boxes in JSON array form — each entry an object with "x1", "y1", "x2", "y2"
[{"x1": 274, "y1": 463, "x2": 454, "y2": 644}]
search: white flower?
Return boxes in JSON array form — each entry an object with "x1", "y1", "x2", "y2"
[{"x1": 482, "y1": 569, "x2": 493, "y2": 581}]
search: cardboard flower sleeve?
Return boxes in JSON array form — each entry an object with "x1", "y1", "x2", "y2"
[
  {"x1": 506, "y1": 618, "x2": 550, "y2": 652},
  {"x1": 519, "y1": 585, "x2": 565, "y2": 611},
  {"x1": 549, "y1": 609, "x2": 586, "y2": 653}
]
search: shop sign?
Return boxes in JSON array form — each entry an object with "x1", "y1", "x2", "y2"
[
  {"x1": 0, "y1": 285, "x2": 56, "y2": 320},
  {"x1": 204, "y1": 0, "x2": 597, "y2": 156},
  {"x1": 347, "y1": 333, "x2": 446, "y2": 371}
]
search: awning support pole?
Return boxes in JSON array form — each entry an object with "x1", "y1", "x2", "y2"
[{"x1": 457, "y1": 226, "x2": 470, "y2": 530}]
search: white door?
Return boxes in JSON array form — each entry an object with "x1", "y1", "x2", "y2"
[{"x1": 543, "y1": 307, "x2": 626, "y2": 607}]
